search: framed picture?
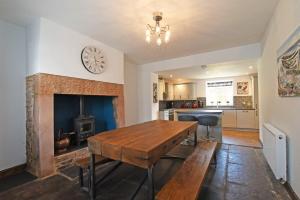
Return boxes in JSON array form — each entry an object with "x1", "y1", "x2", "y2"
[
  {"x1": 277, "y1": 26, "x2": 300, "y2": 97},
  {"x1": 237, "y1": 82, "x2": 249, "y2": 95},
  {"x1": 153, "y1": 83, "x2": 158, "y2": 103}
]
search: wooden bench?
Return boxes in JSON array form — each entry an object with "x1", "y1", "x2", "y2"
[
  {"x1": 156, "y1": 141, "x2": 218, "y2": 200},
  {"x1": 75, "y1": 155, "x2": 111, "y2": 192}
]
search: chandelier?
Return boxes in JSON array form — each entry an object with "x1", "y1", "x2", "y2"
[{"x1": 145, "y1": 12, "x2": 170, "y2": 46}]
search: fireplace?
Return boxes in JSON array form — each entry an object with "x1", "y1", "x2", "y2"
[
  {"x1": 53, "y1": 94, "x2": 116, "y2": 155},
  {"x1": 26, "y1": 73, "x2": 125, "y2": 177}
]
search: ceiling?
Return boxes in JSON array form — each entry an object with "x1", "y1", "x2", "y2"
[
  {"x1": 158, "y1": 59, "x2": 258, "y2": 80},
  {"x1": 0, "y1": 0, "x2": 278, "y2": 64}
]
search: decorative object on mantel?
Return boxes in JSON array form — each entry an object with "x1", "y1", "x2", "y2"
[
  {"x1": 237, "y1": 81, "x2": 249, "y2": 95},
  {"x1": 145, "y1": 12, "x2": 170, "y2": 46},
  {"x1": 277, "y1": 25, "x2": 300, "y2": 97},
  {"x1": 81, "y1": 46, "x2": 106, "y2": 74},
  {"x1": 153, "y1": 83, "x2": 158, "y2": 103}
]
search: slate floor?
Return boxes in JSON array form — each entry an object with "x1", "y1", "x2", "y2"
[{"x1": 0, "y1": 144, "x2": 292, "y2": 200}]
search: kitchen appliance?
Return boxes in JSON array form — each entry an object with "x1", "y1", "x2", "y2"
[
  {"x1": 168, "y1": 109, "x2": 174, "y2": 121},
  {"x1": 159, "y1": 109, "x2": 174, "y2": 121}
]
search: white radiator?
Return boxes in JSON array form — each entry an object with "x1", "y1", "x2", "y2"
[{"x1": 262, "y1": 123, "x2": 287, "y2": 183}]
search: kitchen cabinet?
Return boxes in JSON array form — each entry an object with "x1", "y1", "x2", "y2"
[
  {"x1": 236, "y1": 110, "x2": 255, "y2": 129},
  {"x1": 173, "y1": 83, "x2": 196, "y2": 100},
  {"x1": 158, "y1": 79, "x2": 165, "y2": 100},
  {"x1": 222, "y1": 110, "x2": 237, "y2": 128},
  {"x1": 167, "y1": 83, "x2": 174, "y2": 100}
]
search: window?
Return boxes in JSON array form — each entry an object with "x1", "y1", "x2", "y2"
[{"x1": 206, "y1": 81, "x2": 233, "y2": 106}]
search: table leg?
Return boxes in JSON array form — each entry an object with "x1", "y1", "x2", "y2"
[
  {"x1": 147, "y1": 165, "x2": 154, "y2": 200},
  {"x1": 89, "y1": 154, "x2": 95, "y2": 200}
]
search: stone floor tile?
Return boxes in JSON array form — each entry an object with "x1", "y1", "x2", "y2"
[
  {"x1": 198, "y1": 185, "x2": 225, "y2": 200},
  {"x1": 0, "y1": 144, "x2": 293, "y2": 200}
]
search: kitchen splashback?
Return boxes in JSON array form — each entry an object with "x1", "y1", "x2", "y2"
[
  {"x1": 234, "y1": 96, "x2": 253, "y2": 109},
  {"x1": 159, "y1": 96, "x2": 253, "y2": 110}
]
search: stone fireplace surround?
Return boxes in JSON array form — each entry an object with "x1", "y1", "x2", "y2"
[{"x1": 26, "y1": 73, "x2": 125, "y2": 177}]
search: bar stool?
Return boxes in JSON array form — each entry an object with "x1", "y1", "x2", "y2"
[
  {"x1": 197, "y1": 115, "x2": 218, "y2": 140},
  {"x1": 197, "y1": 115, "x2": 218, "y2": 166},
  {"x1": 178, "y1": 115, "x2": 198, "y2": 145}
]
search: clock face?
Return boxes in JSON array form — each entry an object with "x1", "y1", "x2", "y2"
[{"x1": 81, "y1": 46, "x2": 106, "y2": 74}]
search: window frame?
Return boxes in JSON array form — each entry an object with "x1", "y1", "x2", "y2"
[{"x1": 205, "y1": 80, "x2": 234, "y2": 106}]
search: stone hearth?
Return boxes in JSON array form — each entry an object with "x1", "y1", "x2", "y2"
[{"x1": 26, "y1": 73, "x2": 125, "y2": 177}]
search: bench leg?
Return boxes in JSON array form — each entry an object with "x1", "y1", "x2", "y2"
[
  {"x1": 89, "y1": 154, "x2": 96, "y2": 200},
  {"x1": 79, "y1": 167, "x2": 84, "y2": 188},
  {"x1": 214, "y1": 152, "x2": 217, "y2": 165},
  {"x1": 147, "y1": 165, "x2": 154, "y2": 200},
  {"x1": 211, "y1": 152, "x2": 217, "y2": 168},
  {"x1": 87, "y1": 167, "x2": 91, "y2": 192}
]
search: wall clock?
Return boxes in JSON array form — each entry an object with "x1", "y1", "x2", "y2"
[{"x1": 81, "y1": 46, "x2": 106, "y2": 74}]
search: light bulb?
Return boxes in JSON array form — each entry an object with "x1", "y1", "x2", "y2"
[
  {"x1": 155, "y1": 25, "x2": 160, "y2": 34},
  {"x1": 146, "y1": 29, "x2": 151, "y2": 36},
  {"x1": 146, "y1": 35, "x2": 151, "y2": 43},
  {"x1": 156, "y1": 37, "x2": 162, "y2": 46},
  {"x1": 164, "y1": 30, "x2": 171, "y2": 43},
  {"x1": 166, "y1": 30, "x2": 170, "y2": 38}
]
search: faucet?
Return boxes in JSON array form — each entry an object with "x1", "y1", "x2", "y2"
[{"x1": 217, "y1": 101, "x2": 221, "y2": 108}]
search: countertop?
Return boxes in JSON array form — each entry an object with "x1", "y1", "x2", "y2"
[
  {"x1": 160, "y1": 107, "x2": 255, "y2": 111},
  {"x1": 174, "y1": 109, "x2": 223, "y2": 114}
]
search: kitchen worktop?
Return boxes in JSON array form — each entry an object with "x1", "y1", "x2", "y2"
[
  {"x1": 174, "y1": 109, "x2": 223, "y2": 114},
  {"x1": 160, "y1": 107, "x2": 255, "y2": 111}
]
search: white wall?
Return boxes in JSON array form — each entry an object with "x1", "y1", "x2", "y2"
[
  {"x1": 0, "y1": 20, "x2": 26, "y2": 171},
  {"x1": 137, "y1": 70, "x2": 159, "y2": 122},
  {"x1": 259, "y1": 0, "x2": 300, "y2": 196},
  {"x1": 26, "y1": 19, "x2": 40, "y2": 75},
  {"x1": 27, "y1": 18, "x2": 124, "y2": 84},
  {"x1": 195, "y1": 75, "x2": 253, "y2": 97},
  {"x1": 124, "y1": 59, "x2": 139, "y2": 126}
]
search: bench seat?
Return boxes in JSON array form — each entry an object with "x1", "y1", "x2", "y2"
[
  {"x1": 75, "y1": 155, "x2": 111, "y2": 192},
  {"x1": 75, "y1": 155, "x2": 110, "y2": 169},
  {"x1": 156, "y1": 141, "x2": 218, "y2": 200}
]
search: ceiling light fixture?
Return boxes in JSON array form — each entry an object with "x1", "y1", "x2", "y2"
[
  {"x1": 249, "y1": 65, "x2": 253, "y2": 69},
  {"x1": 145, "y1": 12, "x2": 170, "y2": 46}
]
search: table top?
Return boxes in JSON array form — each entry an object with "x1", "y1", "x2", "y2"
[{"x1": 88, "y1": 120, "x2": 198, "y2": 169}]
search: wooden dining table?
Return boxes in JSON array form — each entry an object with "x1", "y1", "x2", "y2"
[{"x1": 87, "y1": 120, "x2": 198, "y2": 200}]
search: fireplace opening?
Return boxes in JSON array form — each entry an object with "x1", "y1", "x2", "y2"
[{"x1": 54, "y1": 94, "x2": 116, "y2": 156}]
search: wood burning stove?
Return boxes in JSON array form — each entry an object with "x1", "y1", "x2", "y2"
[{"x1": 74, "y1": 96, "x2": 95, "y2": 146}]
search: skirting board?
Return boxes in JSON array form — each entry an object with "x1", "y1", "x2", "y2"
[
  {"x1": 222, "y1": 128, "x2": 259, "y2": 132},
  {"x1": 284, "y1": 182, "x2": 300, "y2": 200},
  {"x1": 0, "y1": 164, "x2": 26, "y2": 180},
  {"x1": 285, "y1": 182, "x2": 300, "y2": 200}
]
